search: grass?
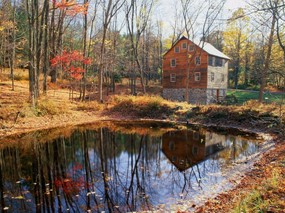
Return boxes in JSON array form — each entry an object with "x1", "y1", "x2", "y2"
[
  {"x1": 233, "y1": 167, "x2": 285, "y2": 213},
  {"x1": 0, "y1": 68, "x2": 29, "y2": 81},
  {"x1": 227, "y1": 89, "x2": 285, "y2": 105}
]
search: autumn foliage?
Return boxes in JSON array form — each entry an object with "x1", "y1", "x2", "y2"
[
  {"x1": 50, "y1": 50, "x2": 92, "y2": 80},
  {"x1": 53, "y1": 0, "x2": 89, "y2": 16}
]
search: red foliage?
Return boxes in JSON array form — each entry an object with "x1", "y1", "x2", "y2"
[
  {"x1": 53, "y1": 0, "x2": 89, "y2": 16},
  {"x1": 54, "y1": 176, "x2": 84, "y2": 195},
  {"x1": 54, "y1": 162, "x2": 85, "y2": 195},
  {"x1": 50, "y1": 50, "x2": 92, "y2": 81}
]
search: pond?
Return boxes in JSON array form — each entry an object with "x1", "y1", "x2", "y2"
[{"x1": 0, "y1": 122, "x2": 266, "y2": 212}]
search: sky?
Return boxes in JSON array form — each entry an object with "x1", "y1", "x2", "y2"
[
  {"x1": 224, "y1": 0, "x2": 246, "y2": 11},
  {"x1": 155, "y1": 0, "x2": 248, "y2": 38}
]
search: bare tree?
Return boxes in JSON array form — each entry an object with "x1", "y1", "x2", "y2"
[
  {"x1": 125, "y1": 0, "x2": 155, "y2": 94},
  {"x1": 179, "y1": 0, "x2": 226, "y2": 103},
  {"x1": 98, "y1": 0, "x2": 126, "y2": 103}
]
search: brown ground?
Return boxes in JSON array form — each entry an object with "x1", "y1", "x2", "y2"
[
  {"x1": 194, "y1": 139, "x2": 285, "y2": 213},
  {"x1": 0, "y1": 79, "x2": 285, "y2": 212}
]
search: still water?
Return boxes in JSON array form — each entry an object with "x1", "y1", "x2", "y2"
[{"x1": 0, "y1": 123, "x2": 263, "y2": 212}]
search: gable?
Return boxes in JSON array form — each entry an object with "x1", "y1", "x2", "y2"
[
  {"x1": 164, "y1": 36, "x2": 230, "y2": 60},
  {"x1": 163, "y1": 36, "x2": 189, "y2": 57}
]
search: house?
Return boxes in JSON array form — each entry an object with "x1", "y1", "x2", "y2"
[{"x1": 162, "y1": 36, "x2": 230, "y2": 104}]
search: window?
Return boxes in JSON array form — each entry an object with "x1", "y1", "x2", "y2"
[
  {"x1": 189, "y1": 45, "x2": 194, "y2": 51},
  {"x1": 170, "y1": 73, "x2": 176, "y2": 82},
  {"x1": 215, "y1": 57, "x2": 223, "y2": 67},
  {"x1": 211, "y1": 72, "x2": 215, "y2": 82},
  {"x1": 209, "y1": 56, "x2": 215, "y2": 66},
  {"x1": 194, "y1": 72, "x2": 201, "y2": 81},
  {"x1": 193, "y1": 132, "x2": 200, "y2": 140},
  {"x1": 221, "y1": 74, "x2": 225, "y2": 82},
  {"x1": 170, "y1": 59, "x2": 176, "y2": 67},
  {"x1": 169, "y1": 141, "x2": 175, "y2": 150},
  {"x1": 192, "y1": 147, "x2": 198, "y2": 155},
  {"x1": 182, "y1": 43, "x2": 187, "y2": 49},
  {"x1": 174, "y1": 46, "x2": 180, "y2": 53},
  {"x1": 195, "y1": 56, "x2": 201, "y2": 65},
  {"x1": 208, "y1": 56, "x2": 213, "y2": 66}
]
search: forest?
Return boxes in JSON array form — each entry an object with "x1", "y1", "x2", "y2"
[
  {"x1": 0, "y1": 1, "x2": 285, "y2": 212},
  {"x1": 0, "y1": 0, "x2": 284, "y2": 104}
]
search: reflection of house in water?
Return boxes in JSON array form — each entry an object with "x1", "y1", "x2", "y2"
[{"x1": 162, "y1": 130, "x2": 224, "y2": 172}]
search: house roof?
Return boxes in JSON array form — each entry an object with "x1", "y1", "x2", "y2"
[
  {"x1": 165, "y1": 36, "x2": 230, "y2": 60},
  {"x1": 196, "y1": 41, "x2": 231, "y2": 60}
]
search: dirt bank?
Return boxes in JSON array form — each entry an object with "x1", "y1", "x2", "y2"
[{"x1": 0, "y1": 81, "x2": 285, "y2": 212}]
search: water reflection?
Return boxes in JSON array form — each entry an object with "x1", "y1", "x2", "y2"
[
  {"x1": 0, "y1": 126, "x2": 262, "y2": 212},
  {"x1": 162, "y1": 130, "x2": 224, "y2": 172}
]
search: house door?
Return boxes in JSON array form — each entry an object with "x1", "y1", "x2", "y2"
[{"x1": 217, "y1": 89, "x2": 220, "y2": 102}]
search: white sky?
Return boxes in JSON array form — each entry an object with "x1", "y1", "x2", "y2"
[
  {"x1": 155, "y1": 0, "x2": 248, "y2": 38},
  {"x1": 224, "y1": 0, "x2": 247, "y2": 11}
]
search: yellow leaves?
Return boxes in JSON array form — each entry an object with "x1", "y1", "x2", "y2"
[
  {"x1": 223, "y1": 8, "x2": 252, "y2": 64},
  {"x1": 271, "y1": 41, "x2": 285, "y2": 70},
  {"x1": 228, "y1": 8, "x2": 250, "y2": 23},
  {"x1": 0, "y1": 21, "x2": 15, "y2": 31}
]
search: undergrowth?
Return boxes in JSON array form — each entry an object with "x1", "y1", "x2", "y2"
[
  {"x1": 233, "y1": 168, "x2": 285, "y2": 213},
  {"x1": 20, "y1": 98, "x2": 68, "y2": 117},
  {"x1": 109, "y1": 95, "x2": 184, "y2": 118},
  {"x1": 77, "y1": 101, "x2": 104, "y2": 111}
]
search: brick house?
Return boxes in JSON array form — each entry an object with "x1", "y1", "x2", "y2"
[{"x1": 162, "y1": 36, "x2": 230, "y2": 104}]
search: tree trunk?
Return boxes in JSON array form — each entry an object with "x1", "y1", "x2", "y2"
[
  {"x1": 258, "y1": 14, "x2": 276, "y2": 102},
  {"x1": 10, "y1": 2, "x2": 16, "y2": 91},
  {"x1": 81, "y1": 0, "x2": 89, "y2": 101},
  {"x1": 43, "y1": 0, "x2": 49, "y2": 94}
]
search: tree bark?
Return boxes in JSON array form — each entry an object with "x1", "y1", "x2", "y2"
[{"x1": 258, "y1": 13, "x2": 276, "y2": 102}]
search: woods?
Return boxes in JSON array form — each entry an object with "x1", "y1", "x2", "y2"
[{"x1": 0, "y1": 0, "x2": 284, "y2": 105}]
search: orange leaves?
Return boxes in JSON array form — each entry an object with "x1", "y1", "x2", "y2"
[
  {"x1": 50, "y1": 50, "x2": 92, "y2": 81},
  {"x1": 53, "y1": 0, "x2": 89, "y2": 16}
]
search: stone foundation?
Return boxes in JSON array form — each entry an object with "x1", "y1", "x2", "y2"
[
  {"x1": 163, "y1": 88, "x2": 227, "y2": 105},
  {"x1": 163, "y1": 88, "x2": 207, "y2": 104}
]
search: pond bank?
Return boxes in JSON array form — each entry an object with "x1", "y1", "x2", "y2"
[
  {"x1": 0, "y1": 81, "x2": 285, "y2": 212},
  {"x1": 0, "y1": 107, "x2": 284, "y2": 212}
]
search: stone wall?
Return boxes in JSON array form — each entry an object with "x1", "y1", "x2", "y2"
[
  {"x1": 162, "y1": 88, "x2": 185, "y2": 102},
  {"x1": 162, "y1": 88, "x2": 208, "y2": 104},
  {"x1": 206, "y1": 89, "x2": 227, "y2": 104}
]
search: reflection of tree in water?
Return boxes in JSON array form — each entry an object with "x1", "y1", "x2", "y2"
[{"x1": 0, "y1": 127, "x2": 261, "y2": 212}]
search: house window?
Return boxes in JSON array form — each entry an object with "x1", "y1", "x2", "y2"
[
  {"x1": 215, "y1": 57, "x2": 223, "y2": 67},
  {"x1": 170, "y1": 59, "x2": 176, "y2": 67},
  {"x1": 174, "y1": 46, "x2": 180, "y2": 53},
  {"x1": 195, "y1": 56, "x2": 201, "y2": 65},
  {"x1": 193, "y1": 132, "x2": 200, "y2": 140},
  {"x1": 169, "y1": 141, "x2": 175, "y2": 150},
  {"x1": 192, "y1": 146, "x2": 198, "y2": 155},
  {"x1": 211, "y1": 72, "x2": 215, "y2": 82},
  {"x1": 208, "y1": 56, "x2": 213, "y2": 66},
  {"x1": 170, "y1": 73, "x2": 176, "y2": 82},
  {"x1": 194, "y1": 72, "x2": 201, "y2": 81},
  {"x1": 189, "y1": 45, "x2": 194, "y2": 52},
  {"x1": 182, "y1": 43, "x2": 187, "y2": 49},
  {"x1": 221, "y1": 74, "x2": 225, "y2": 82},
  {"x1": 209, "y1": 56, "x2": 216, "y2": 66}
]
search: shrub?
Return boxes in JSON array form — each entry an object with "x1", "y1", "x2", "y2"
[
  {"x1": 77, "y1": 101, "x2": 103, "y2": 111},
  {"x1": 109, "y1": 95, "x2": 173, "y2": 118},
  {"x1": 36, "y1": 98, "x2": 67, "y2": 116}
]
